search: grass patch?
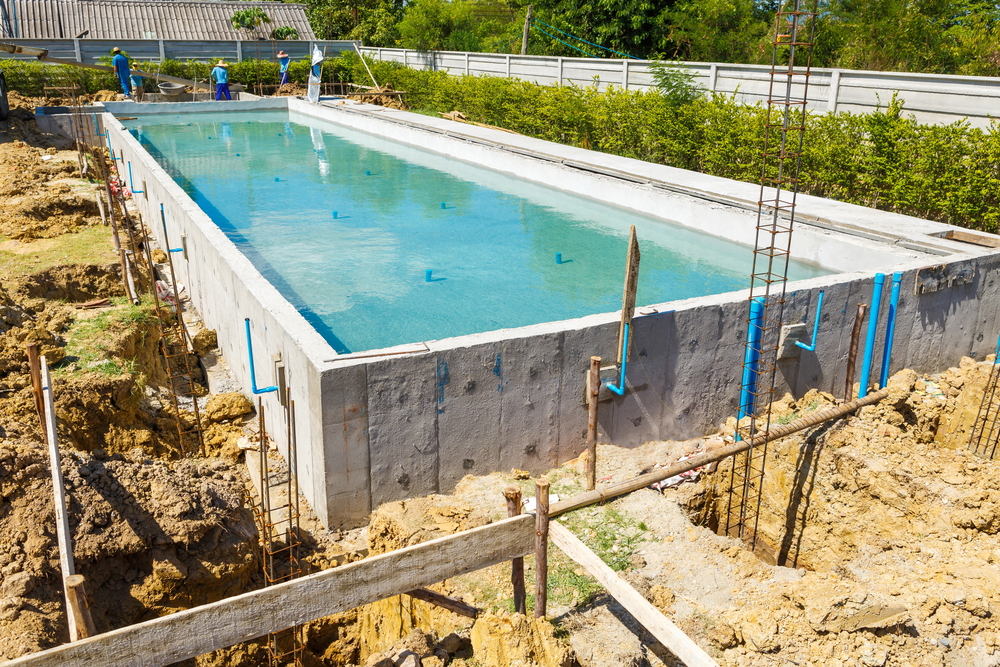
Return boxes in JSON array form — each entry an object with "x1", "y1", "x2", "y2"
[
  {"x1": 0, "y1": 226, "x2": 116, "y2": 281},
  {"x1": 57, "y1": 295, "x2": 154, "y2": 379}
]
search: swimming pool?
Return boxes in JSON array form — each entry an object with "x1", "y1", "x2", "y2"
[{"x1": 124, "y1": 110, "x2": 828, "y2": 354}]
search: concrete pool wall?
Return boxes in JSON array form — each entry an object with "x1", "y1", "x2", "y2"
[{"x1": 100, "y1": 97, "x2": 1000, "y2": 529}]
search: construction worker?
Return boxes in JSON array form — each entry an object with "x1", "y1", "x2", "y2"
[
  {"x1": 211, "y1": 60, "x2": 231, "y2": 101},
  {"x1": 111, "y1": 47, "x2": 131, "y2": 98},
  {"x1": 277, "y1": 50, "x2": 290, "y2": 86},
  {"x1": 129, "y1": 63, "x2": 145, "y2": 102}
]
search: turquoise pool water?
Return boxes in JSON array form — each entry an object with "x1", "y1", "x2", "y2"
[{"x1": 124, "y1": 110, "x2": 828, "y2": 354}]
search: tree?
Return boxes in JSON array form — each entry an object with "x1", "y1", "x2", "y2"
[
  {"x1": 231, "y1": 8, "x2": 272, "y2": 40},
  {"x1": 304, "y1": 0, "x2": 404, "y2": 46},
  {"x1": 271, "y1": 26, "x2": 300, "y2": 40}
]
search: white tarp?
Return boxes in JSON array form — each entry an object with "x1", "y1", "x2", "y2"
[{"x1": 307, "y1": 44, "x2": 324, "y2": 104}]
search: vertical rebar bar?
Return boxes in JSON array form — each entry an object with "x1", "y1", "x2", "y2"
[{"x1": 724, "y1": 0, "x2": 819, "y2": 550}]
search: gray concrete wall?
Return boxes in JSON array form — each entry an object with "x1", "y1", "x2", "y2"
[
  {"x1": 100, "y1": 106, "x2": 345, "y2": 528},
  {"x1": 104, "y1": 97, "x2": 1000, "y2": 530}
]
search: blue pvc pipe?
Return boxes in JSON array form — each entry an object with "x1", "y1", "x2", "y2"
[
  {"x1": 994, "y1": 333, "x2": 1000, "y2": 364},
  {"x1": 604, "y1": 323, "x2": 630, "y2": 396},
  {"x1": 555, "y1": 253, "x2": 563, "y2": 264},
  {"x1": 737, "y1": 297, "x2": 765, "y2": 434},
  {"x1": 794, "y1": 291, "x2": 825, "y2": 352},
  {"x1": 244, "y1": 318, "x2": 278, "y2": 394},
  {"x1": 858, "y1": 273, "x2": 886, "y2": 398},
  {"x1": 425, "y1": 270, "x2": 433, "y2": 282},
  {"x1": 878, "y1": 272, "x2": 903, "y2": 387},
  {"x1": 127, "y1": 162, "x2": 143, "y2": 193}
]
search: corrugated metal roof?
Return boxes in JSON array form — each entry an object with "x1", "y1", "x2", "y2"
[{"x1": 10, "y1": 0, "x2": 316, "y2": 40}]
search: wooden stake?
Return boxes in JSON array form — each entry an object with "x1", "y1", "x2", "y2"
[
  {"x1": 844, "y1": 303, "x2": 868, "y2": 401},
  {"x1": 405, "y1": 588, "x2": 479, "y2": 619},
  {"x1": 586, "y1": 355, "x2": 601, "y2": 491},
  {"x1": 503, "y1": 486, "x2": 526, "y2": 615},
  {"x1": 25, "y1": 343, "x2": 46, "y2": 441},
  {"x1": 64, "y1": 575, "x2": 96, "y2": 639},
  {"x1": 40, "y1": 356, "x2": 80, "y2": 641},
  {"x1": 617, "y1": 225, "x2": 641, "y2": 363},
  {"x1": 534, "y1": 477, "x2": 549, "y2": 619}
]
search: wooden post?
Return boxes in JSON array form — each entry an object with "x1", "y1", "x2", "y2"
[
  {"x1": 503, "y1": 486, "x2": 526, "y2": 614},
  {"x1": 534, "y1": 477, "x2": 549, "y2": 619},
  {"x1": 41, "y1": 356, "x2": 81, "y2": 641},
  {"x1": 617, "y1": 225, "x2": 641, "y2": 364},
  {"x1": 586, "y1": 356, "x2": 601, "y2": 491},
  {"x1": 26, "y1": 343, "x2": 46, "y2": 441},
  {"x1": 404, "y1": 588, "x2": 479, "y2": 619},
  {"x1": 64, "y1": 575, "x2": 96, "y2": 639},
  {"x1": 844, "y1": 304, "x2": 868, "y2": 401},
  {"x1": 520, "y1": 5, "x2": 532, "y2": 56}
]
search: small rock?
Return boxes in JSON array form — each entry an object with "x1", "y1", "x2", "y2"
[
  {"x1": 1, "y1": 572, "x2": 34, "y2": 598},
  {"x1": 203, "y1": 393, "x2": 253, "y2": 424},
  {"x1": 0, "y1": 597, "x2": 22, "y2": 621}
]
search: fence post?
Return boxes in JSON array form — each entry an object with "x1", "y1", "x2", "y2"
[
  {"x1": 158, "y1": 39, "x2": 165, "y2": 61},
  {"x1": 503, "y1": 487, "x2": 526, "y2": 615},
  {"x1": 534, "y1": 476, "x2": 550, "y2": 619},
  {"x1": 557, "y1": 57, "x2": 563, "y2": 86},
  {"x1": 236, "y1": 40, "x2": 242, "y2": 63},
  {"x1": 73, "y1": 38, "x2": 81, "y2": 62},
  {"x1": 506, "y1": 54, "x2": 511, "y2": 78},
  {"x1": 622, "y1": 59, "x2": 629, "y2": 90},
  {"x1": 709, "y1": 63, "x2": 718, "y2": 92},
  {"x1": 465, "y1": 51, "x2": 470, "y2": 76},
  {"x1": 827, "y1": 69, "x2": 841, "y2": 113}
]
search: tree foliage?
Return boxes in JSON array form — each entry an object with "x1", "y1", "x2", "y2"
[
  {"x1": 230, "y1": 8, "x2": 272, "y2": 39},
  {"x1": 271, "y1": 26, "x2": 300, "y2": 40}
]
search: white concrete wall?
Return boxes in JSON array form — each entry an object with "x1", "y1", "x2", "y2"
[
  {"x1": 104, "y1": 97, "x2": 1000, "y2": 529},
  {"x1": 360, "y1": 47, "x2": 1000, "y2": 130}
]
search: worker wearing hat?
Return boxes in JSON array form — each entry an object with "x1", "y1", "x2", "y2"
[
  {"x1": 111, "y1": 47, "x2": 131, "y2": 98},
  {"x1": 211, "y1": 60, "x2": 231, "y2": 101},
  {"x1": 277, "y1": 50, "x2": 290, "y2": 86}
]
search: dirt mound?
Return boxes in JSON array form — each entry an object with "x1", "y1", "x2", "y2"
[
  {"x1": 13, "y1": 263, "x2": 124, "y2": 302},
  {"x1": 0, "y1": 438, "x2": 258, "y2": 659}
]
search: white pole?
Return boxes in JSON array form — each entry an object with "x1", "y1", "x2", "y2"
[
  {"x1": 41, "y1": 357, "x2": 80, "y2": 641},
  {"x1": 827, "y1": 70, "x2": 841, "y2": 113}
]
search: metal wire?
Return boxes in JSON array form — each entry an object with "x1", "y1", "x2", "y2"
[{"x1": 724, "y1": 0, "x2": 819, "y2": 550}]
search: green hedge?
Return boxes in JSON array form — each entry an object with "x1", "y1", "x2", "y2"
[{"x1": 342, "y1": 55, "x2": 1000, "y2": 232}]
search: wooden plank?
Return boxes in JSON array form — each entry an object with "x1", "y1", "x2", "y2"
[
  {"x1": 617, "y1": 225, "x2": 641, "y2": 363},
  {"x1": 548, "y1": 522, "x2": 718, "y2": 667},
  {"x1": 5, "y1": 514, "x2": 535, "y2": 667},
  {"x1": 404, "y1": 588, "x2": 479, "y2": 619},
  {"x1": 40, "y1": 357, "x2": 80, "y2": 641}
]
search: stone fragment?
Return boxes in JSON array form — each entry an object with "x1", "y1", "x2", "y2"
[
  {"x1": 1, "y1": 572, "x2": 34, "y2": 598},
  {"x1": 203, "y1": 392, "x2": 253, "y2": 423}
]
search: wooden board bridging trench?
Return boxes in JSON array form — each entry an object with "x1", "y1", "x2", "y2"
[{"x1": 5, "y1": 515, "x2": 535, "y2": 667}]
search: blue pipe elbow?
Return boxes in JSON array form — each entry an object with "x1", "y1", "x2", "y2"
[
  {"x1": 858, "y1": 273, "x2": 886, "y2": 398},
  {"x1": 794, "y1": 291, "x2": 825, "y2": 352},
  {"x1": 604, "y1": 323, "x2": 630, "y2": 396},
  {"x1": 878, "y1": 272, "x2": 903, "y2": 387},
  {"x1": 127, "y1": 162, "x2": 143, "y2": 194},
  {"x1": 245, "y1": 318, "x2": 278, "y2": 395}
]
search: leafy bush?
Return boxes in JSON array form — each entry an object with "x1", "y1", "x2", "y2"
[{"x1": 338, "y1": 53, "x2": 1000, "y2": 231}]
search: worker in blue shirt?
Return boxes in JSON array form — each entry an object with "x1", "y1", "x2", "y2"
[
  {"x1": 111, "y1": 47, "x2": 131, "y2": 97},
  {"x1": 211, "y1": 60, "x2": 231, "y2": 101},
  {"x1": 129, "y1": 66, "x2": 145, "y2": 102},
  {"x1": 277, "y1": 50, "x2": 290, "y2": 86}
]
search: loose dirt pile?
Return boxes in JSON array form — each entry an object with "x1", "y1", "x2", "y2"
[{"x1": 0, "y1": 437, "x2": 257, "y2": 659}]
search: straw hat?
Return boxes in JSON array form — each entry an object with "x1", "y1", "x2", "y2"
[
  {"x1": 215, "y1": 60, "x2": 228, "y2": 67},
  {"x1": 112, "y1": 47, "x2": 121, "y2": 53},
  {"x1": 276, "y1": 50, "x2": 288, "y2": 58}
]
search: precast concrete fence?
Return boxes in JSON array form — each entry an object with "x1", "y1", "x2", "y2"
[
  {"x1": 358, "y1": 46, "x2": 1000, "y2": 129},
  {"x1": 0, "y1": 38, "x2": 359, "y2": 64}
]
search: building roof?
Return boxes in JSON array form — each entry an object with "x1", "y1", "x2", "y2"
[{"x1": 9, "y1": 0, "x2": 316, "y2": 40}]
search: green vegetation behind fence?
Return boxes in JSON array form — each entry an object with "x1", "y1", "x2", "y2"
[
  {"x1": 341, "y1": 56, "x2": 1000, "y2": 233},
  {"x1": 4, "y1": 54, "x2": 997, "y2": 231}
]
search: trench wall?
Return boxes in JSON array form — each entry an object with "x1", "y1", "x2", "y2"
[{"x1": 100, "y1": 99, "x2": 1000, "y2": 529}]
